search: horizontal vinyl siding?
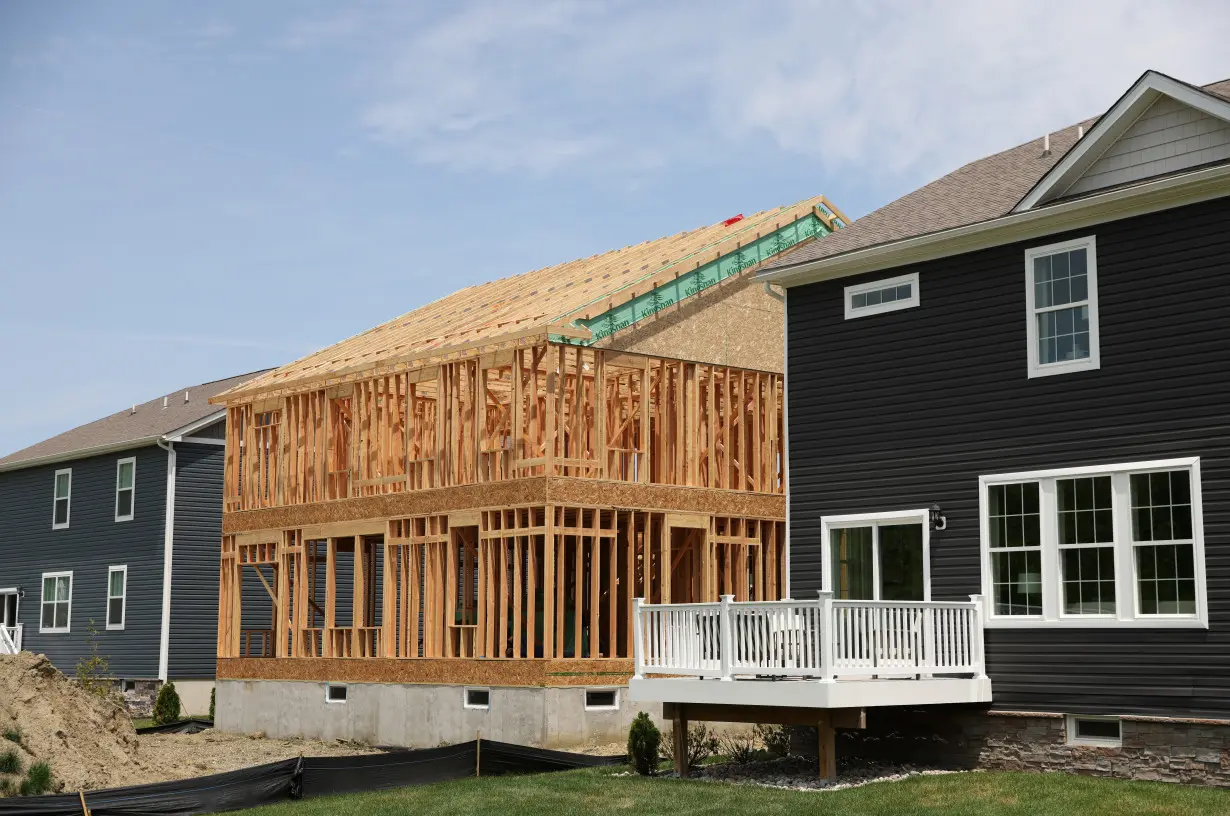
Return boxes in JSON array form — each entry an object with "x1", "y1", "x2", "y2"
[
  {"x1": 167, "y1": 443, "x2": 223, "y2": 679},
  {"x1": 786, "y1": 194, "x2": 1230, "y2": 718},
  {"x1": 0, "y1": 446, "x2": 167, "y2": 678}
]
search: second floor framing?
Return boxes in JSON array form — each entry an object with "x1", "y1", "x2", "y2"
[{"x1": 220, "y1": 342, "x2": 785, "y2": 514}]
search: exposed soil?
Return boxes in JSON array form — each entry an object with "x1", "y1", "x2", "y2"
[{"x1": 0, "y1": 652, "x2": 378, "y2": 795}]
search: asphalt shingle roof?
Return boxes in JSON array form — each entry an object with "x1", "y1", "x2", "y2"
[
  {"x1": 0, "y1": 370, "x2": 271, "y2": 470},
  {"x1": 763, "y1": 78, "x2": 1230, "y2": 272}
]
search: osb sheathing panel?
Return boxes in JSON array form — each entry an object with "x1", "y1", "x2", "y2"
[
  {"x1": 217, "y1": 658, "x2": 634, "y2": 687},
  {"x1": 223, "y1": 476, "x2": 784, "y2": 534},
  {"x1": 598, "y1": 273, "x2": 784, "y2": 372}
]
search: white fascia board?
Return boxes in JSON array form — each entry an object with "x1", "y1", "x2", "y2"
[
  {"x1": 628, "y1": 677, "x2": 992, "y2": 709},
  {"x1": 1016, "y1": 72, "x2": 1230, "y2": 212},
  {"x1": 0, "y1": 436, "x2": 161, "y2": 473},
  {"x1": 163, "y1": 410, "x2": 226, "y2": 442},
  {"x1": 757, "y1": 162, "x2": 1230, "y2": 289}
]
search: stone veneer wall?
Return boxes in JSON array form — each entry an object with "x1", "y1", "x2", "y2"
[{"x1": 829, "y1": 706, "x2": 1230, "y2": 787}]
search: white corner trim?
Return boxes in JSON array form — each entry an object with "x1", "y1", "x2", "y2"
[
  {"x1": 1024, "y1": 235, "x2": 1100, "y2": 378},
  {"x1": 844, "y1": 272, "x2": 920, "y2": 319},
  {"x1": 1016, "y1": 71, "x2": 1230, "y2": 212},
  {"x1": 782, "y1": 289, "x2": 791, "y2": 599},
  {"x1": 157, "y1": 440, "x2": 176, "y2": 681}
]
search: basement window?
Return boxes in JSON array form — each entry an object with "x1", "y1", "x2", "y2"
[
  {"x1": 122, "y1": 680, "x2": 137, "y2": 693},
  {"x1": 1067, "y1": 715, "x2": 1121, "y2": 748},
  {"x1": 845, "y1": 272, "x2": 919, "y2": 319},
  {"x1": 464, "y1": 688, "x2": 490, "y2": 710},
  {"x1": 584, "y1": 689, "x2": 619, "y2": 711},
  {"x1": 325, "y1": 684, "x2": 348, "y2": 704}
]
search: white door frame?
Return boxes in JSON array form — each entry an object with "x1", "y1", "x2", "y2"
[{"x1": 820, "y1": 509, "x2": 932, "y2": 601}]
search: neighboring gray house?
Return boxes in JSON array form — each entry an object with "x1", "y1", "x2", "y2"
[{"x1": 0, "y1": 371, "x2": 267, "y2": 716}]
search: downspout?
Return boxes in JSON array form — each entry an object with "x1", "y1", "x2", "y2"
[
  {"x1": 763, "y1": 281, "x2": 785, "y2": 302},
  {"x1": 156, "y1": 437, "x2": 176, "y2": 682},
  {"x1": 781, "y1": 288, "x2": 791, "y2": 598}
]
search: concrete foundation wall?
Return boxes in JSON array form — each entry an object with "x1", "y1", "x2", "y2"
[
  {"x1": 216, "y1": 680, "x2": 661, "y2": 749},
  {"x1": 175, "y1": 679, "x2": 216, "y2": 717}
]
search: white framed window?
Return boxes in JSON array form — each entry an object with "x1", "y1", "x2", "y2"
[
  {"x1": 106, "y1": 566, "x2": 127, "y2": 630},
  {"x1": 52, "y1": 468, "x2": 72, "y2": 529},
  {"x1": 1066, "y1": 715, "x2": 1122, "y2": 748},
  {"x1": 463, "y1": 687, "x2": 490, "y2": 710},
  {"x1": 40, "y1": 571, "x2": 73, "y2": 633},
  {"x1": 584, "y1": 689, "x2": 620, "y2": 711},
  {"x1": 979, "y1": 457, "x2": 1206, "y2": 627},
  {"x1": 1025, "y1": 236, "x2": 1100, "y2": 378},
  {"x1": 821, "y1": 509, "x2": 930, "y2": 601},
  {"x1": 325, "y1": 683, "x2": 348, "y2": 703},
  {"x1": 845, "y1": 272, "x2": 919, "y2": 319},
  {"x1": 115, "y1": 457, "x2": 136, "y2": 522}
]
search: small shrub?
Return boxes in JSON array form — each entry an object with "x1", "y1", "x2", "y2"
[
  {"x1": 153, "y1": 681, "x2": 182, "y2": 725},
  {"x1": 209, "y1": 687, "x2": 216, "y2": 721},
  {"x1": 0, "y1": 778, "x2": 13, "y2": 796},
  {"x1": 1, "y1": 727, "x2": 20, "y2": 745},
  {"x1": 754, "y1": 723, "x2": 791, "y2": 758},
  {"x1": 660, "y1": 723, "x2": 719, "y2": 769},
  {"x1": 0, "y1": 749, "x2": 20, "y2": 775},
  {"x1": 19, "y1": 762, "x2": 52, "y2": 796},
  {"x1": 718, "y1": 731, "x2": 760, "y2": 764},
  {"x1": 627, "y1": 712, "x2": 661, "y2": 775},
  {"x1": 75, "y1": 620, "x2": 113, "y2": 697}
]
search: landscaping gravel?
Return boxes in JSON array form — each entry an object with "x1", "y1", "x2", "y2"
[{"x1": 657, "y1": 756, "x2": 964, "y2": 791}]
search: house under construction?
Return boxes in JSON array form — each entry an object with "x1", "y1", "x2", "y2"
[{"x1": 211, "y1": 195, "x2": 847, "y2": 747}]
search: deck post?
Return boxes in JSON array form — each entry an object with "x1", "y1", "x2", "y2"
[
  {"x1": 718, "y1": 594, "x2": 734, "y2": 680},
  {"x1": 632, "y1": 597, "x2": 644, "y2": 679},
  {"x1": 969, "y1": 593, "x2": 988, "y2": 679},
  {"x1": 817, "y1": 711, "x2": 837, "y2": 782},
  {"x1": 818, "y1": 590, "x2": 834, "y2": 681},
  {"x1": 673, "y1": 704, "x2": 688, "y2": 777}
]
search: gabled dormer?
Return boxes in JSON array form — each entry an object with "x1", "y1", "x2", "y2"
[{"x1": 1015, "y1": 70, "x2": 1230, "y2": 211}]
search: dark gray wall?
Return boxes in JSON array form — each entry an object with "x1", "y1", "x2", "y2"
[
  {"x1": 786, "y1": 195, "x2": 1230, "y2": 718},
  {"x1": 167, "y1": 442, "x2": 224, "y2": 678},
  {"x1": 0, "y1": 445, "x2": 167, "y2": 678}
]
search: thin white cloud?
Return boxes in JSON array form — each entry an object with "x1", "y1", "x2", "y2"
[{"x1": 297, "y1": 1, "x2": 1230, "y2": 192}]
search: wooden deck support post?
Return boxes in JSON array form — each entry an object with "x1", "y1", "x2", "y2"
[
  {"x1": 817, "y1": 712, "x2": 836, "y2": 782},
  {"x1": 673, "y1": 704, "x2": 688, "y2": 778}
]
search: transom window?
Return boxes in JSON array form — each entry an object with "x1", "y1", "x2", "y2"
[
  {"x1": 980, "y1": 458, "x2": 1205, "y2": 627},
  {"x1": 40, "y1": 572, "x2": 73, "y2": 633},
  {"x1": 1025, "y1": 236, "x2": 1100, "y2": 378},
  {"x1": 52, "y1": 469, "x2": 72, "y2": 529},
  {"x1": 115, "y1": 458, "x2": 136, "y2": 522},
  {"x1": 844, "y1": 272, "x2": 920, "y2": 319},
  {"x1": 822, "y1": 510, "x2": 930, "y2": 601},
  {"x1": 107, "y1": 566, "x2": 127, "y2": 630}
]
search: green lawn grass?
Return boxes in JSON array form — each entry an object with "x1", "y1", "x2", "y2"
[{"x1": 237, "y1": 766, "x2": 1230, "y2": 816}]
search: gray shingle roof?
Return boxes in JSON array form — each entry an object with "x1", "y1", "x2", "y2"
[
  {"x1": 0, "y1": 370, "x2": 270, "y2": 470},
  {"x1": 763, "y1": 77, "x2": 1230, "y2": 272}
]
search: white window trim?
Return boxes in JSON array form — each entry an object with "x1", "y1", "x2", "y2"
[
  {"x1": 115, "y1": 457, "x2": 136, "y2": 522},
  {"x1": 844, "y1": 272, "x2": 920, "y2": 319},
  {"x1": 583, "y1": 688, "x2": 621, "y2": 711},
  {"x1": 1066, "y1": 715, "x2": 1122, "y2": 748},
  {"x1": 324, "y1": 683, "x2": 348, "y2": 704},
  {"x1": 979, "y1": 457, "x2": 1206, "y2": 628},
  {"x1": 106, "y1": 565, "x2": 127, "y2": 631},
  {"x1": 463, "y1": 687, "x2": 491, "y2": 710},
  {"x1": 820, "y1": 509, "x2": 932, "y2": 601},
  {"x1": 1025, "y1": 235, "x2": 1100, "y2": 378},
  {"x1": 52, "y1": 468, "x2": 72, "y2": 530},
  {"x1": 39, "y1": 571, "x2": 73, "y2": 634}
]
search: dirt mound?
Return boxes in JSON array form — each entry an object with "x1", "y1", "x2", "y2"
[{"x1": 0, "y1": 652, "x2": 148, "y2": 794}]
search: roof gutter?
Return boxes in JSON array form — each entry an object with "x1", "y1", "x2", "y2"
[{"x1": 758, "y1": 162, "x2": 1230, "y2": 288}]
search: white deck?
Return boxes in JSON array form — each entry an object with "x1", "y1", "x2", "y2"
[{"x1": 629, "y1": 594, "x2": 991, "y2": 709}]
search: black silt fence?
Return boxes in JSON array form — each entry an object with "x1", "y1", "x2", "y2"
[{"x1": 0, "y1": 740, "x2": 624, "y2": 816}]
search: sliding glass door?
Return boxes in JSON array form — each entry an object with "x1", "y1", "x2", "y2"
[{"x1": 827, "y1": 514, "x2": 928, "y2": 601}]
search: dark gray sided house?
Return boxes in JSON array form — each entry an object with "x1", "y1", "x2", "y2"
[
  {"x1": 0, "y1": 371, "x2": 266, "y2": 716},
  {"x1": 628, "y1": 70, "x2": 1230, "y2": 785}
]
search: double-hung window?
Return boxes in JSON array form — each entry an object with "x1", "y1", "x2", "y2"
[
  {"x1": 822, "y1": 509, "x2": 930, "y2": 601},
  {"x1": 115, "y1": 457, "x2": 135, "y2": 522},
  {"x1": 107, "y1": 566, "x2": 127, "y2": 630},
  {"x1": 1025, "y1": 236, "x2": 1099, "y2": 377},
  {"x1": 40, "y1": 571, "x2": 72, "y2": 633},
  {"x1": 52, "y1": 469, "x2": 72, "y2": 529},
  {"x1": 980, "y1": 458, "x2": 1205, "y2": 627}
]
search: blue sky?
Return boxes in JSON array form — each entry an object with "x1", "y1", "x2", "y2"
[{"x1": 2, "y1": 1, "x2": 1229, "y2": 454}]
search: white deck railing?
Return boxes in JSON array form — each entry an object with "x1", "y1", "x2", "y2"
[
  {"x1": 0, "y1": 624, "x2": 20, "y2": 655},
  {"x1": 633, "y1": 593, "x2": 986, "y2": 681}
]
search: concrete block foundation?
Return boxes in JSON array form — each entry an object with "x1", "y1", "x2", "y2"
[{"x1": 216, "y1": 680, "x2": 661, "y2": 749}]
